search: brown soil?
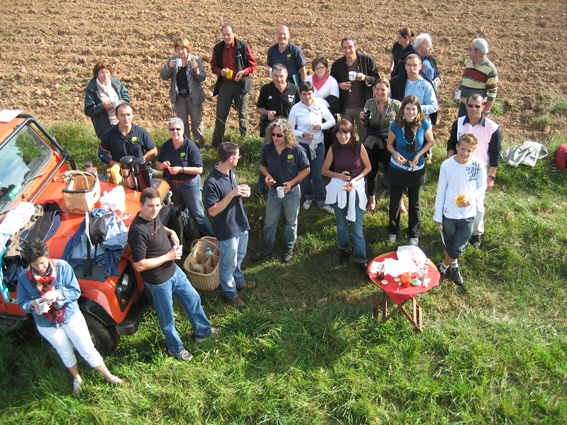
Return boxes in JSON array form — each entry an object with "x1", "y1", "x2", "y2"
[{"x1": 1, "y1": 0, "x2": 566, "y2": 144}]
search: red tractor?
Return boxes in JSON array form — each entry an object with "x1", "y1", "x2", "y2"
[{"x1": 0, "y1": 110, "x2": 173, "y2": 355}]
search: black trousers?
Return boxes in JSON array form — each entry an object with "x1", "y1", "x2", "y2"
[
  {"x1": 366, "y1": 144, "x2": 391, "y2": 196},
  {"x1": 388, "y1": 184, "x2": 422, "y2": 238}
]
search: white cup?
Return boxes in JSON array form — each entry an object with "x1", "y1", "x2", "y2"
[
  {"x1": 277, "y1": 186, "x2": 285, "y2": 199},
  {"x1": 268, "y1": 67, "x2": 273, "y2": 78},
  {"x1": 176, "y1": 58, "x2": 182, "y2": 67},
  {"x1": 242, "y1": 184, "x2": 251, "y2": 198},
  {"x1": 348, "y1": 71, "x2": 357, "y2": 81},
  {"x1": 37, "y1": 299, "x2": 50, "y2": 314},
  {"x1": 454, "y1": 89, "x2": 462, "y2": 100}
]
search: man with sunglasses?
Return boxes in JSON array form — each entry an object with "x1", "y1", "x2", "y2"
[{"x1": 446, "y1": 93, "x2": 502, "y2": 248}]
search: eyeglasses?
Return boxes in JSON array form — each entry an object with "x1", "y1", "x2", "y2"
[
  {"x1": 314, "y1": 66, "x2": 326, "y2": 71},
  {"x1": 272, "y1": 133, "x2": 284, "y2": 138},
  {"x1": 169, "y1": 127, "x2": 182, "y2": 131},
  {"x1": 232, "y1": 154, "x2": 242, "y2": 159},
  {"x1": 466, "y1": 104, "x2": 482, "y2": 109}
]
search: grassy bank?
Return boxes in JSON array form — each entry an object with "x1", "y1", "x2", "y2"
[{"x1": 1, "y1": 123, "x2": 566, "y2": 424}]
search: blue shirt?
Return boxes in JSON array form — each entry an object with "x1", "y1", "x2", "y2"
[
  {"x1": 101, "y1": 123, "x2": 156, "y2": 162},
  {"x1": 267, "y1": 43, "x2": 306, "y2": 82},
  {"x1": 260, "y1": 143, "x2": 310, "y2": 188},
  {"x1": 203, "y1": 165, "x2": 250, "y2": 241},
  {"x1": 421, "y1": 57, "x2": 435, "y2": 81},
  {"x1": 389, "y1": 119, "x2": 431, "y2": 172},
  {"x1": 156, "y1": 136, "x2": 203, "y2": 181},
  {"x1": 17, "y1": 260, "x2": 81, "y2": 328},
  {"x1": 404, "y1": 76, "x2": 438, "y2": 115}
]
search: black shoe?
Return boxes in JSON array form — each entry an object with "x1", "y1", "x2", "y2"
[
  {"x1": 282, "y1": 251, "x2": 293, "y2": 263},
  {"x1": 356, "y1": 262, "x2": 369, "y2": 275},
  {"x1": 437, "y1": 263, "x2": 452, "y2": 280},
  {"x1": 469, "y1": 234, "x2": 482, "y2": 248},
  {"x1": 251, "y1": 251, "x2": 268, "y2": 261},
  {"x1": 451, "y1": 267, "x2": 464, "y2": 286},
  {"x1": 339, "y1": 247, "x2": 352, "y2": 266}
]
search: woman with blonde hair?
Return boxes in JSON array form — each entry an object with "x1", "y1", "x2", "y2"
[
  {"x1": 250, "y1": 119, "x2": 311, "y2": 264},
  {"x1": 160, "y1": 37, "x2": 207, "y2": 149}
]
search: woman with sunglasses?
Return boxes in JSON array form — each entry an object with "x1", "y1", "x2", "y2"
[
  {"x1": 250, "y1": 119, "x2": 311, "y2": 264},
  {"x1": 156, "y1": 117, "x2": 213, "y2": 245},
  {"x1": 386, "y1": 95, "x2": 434, "y2": 246}
]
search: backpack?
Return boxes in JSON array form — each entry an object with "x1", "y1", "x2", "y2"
[{"x1": 552, "y1": 144, "x2": 567, "y2": 171}]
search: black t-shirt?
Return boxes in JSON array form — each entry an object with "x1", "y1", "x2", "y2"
[
  {"x1": 156, "y1": 136, "x2": 203, "y2": 181},
  {"x1": 256, "y1": 82, "x2": 300, "y2": 118},
  {"x1": 176, "y1": 66, "x2": 189, "y2": 93},
  {"x1": 128, "y1": 213, "x2": 175, "y2": 285}
]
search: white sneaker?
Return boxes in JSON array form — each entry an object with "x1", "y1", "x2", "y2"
[
  {"x1": 303, "y1": 200, "x2": 313, "y2": 210},
  {"x1": 321, "y1": 205, "x2": 335, "y2": 214},
  {"x1": 409, "y1": 238, "x2": 419, "y2": 246},
  {"x1": 389, "y1": 234, "x2": 397, "y2": 243}
]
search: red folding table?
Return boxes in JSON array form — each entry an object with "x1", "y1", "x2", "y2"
[{"x1": 367, "y1": 252, "x2": 440, "y2": 332}]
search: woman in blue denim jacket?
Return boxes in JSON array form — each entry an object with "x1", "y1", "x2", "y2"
[{"x1": 17, "y1": 239, "x2": 123, "y2": 398}]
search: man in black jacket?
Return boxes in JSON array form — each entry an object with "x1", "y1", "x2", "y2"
[
  {"x1": 210, "y1": 25, "x2": 257, "y2": 148},
  {"x1": 330, "y1": 37, "x2": 379, "y2": 141}
]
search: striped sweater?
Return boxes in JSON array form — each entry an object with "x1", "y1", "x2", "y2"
[{"x1": 459, "y1": 58, "x2": 498, "y2": 102}]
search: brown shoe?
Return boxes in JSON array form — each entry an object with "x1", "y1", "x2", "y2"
[
  {"x1": 236, "y1": 281, "x2": 256, "y2": 290},
  {"x1": 226, "y1": 296, "x2": 247, "y2": 309}
]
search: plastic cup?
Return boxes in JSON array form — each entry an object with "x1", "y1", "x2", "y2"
[
  {"x1": 226, "y1": 69, "x2": 233, "y2": 79},
  {"x1": 277, "y1": 186, "x2": 285, "y2": 199},
  {"x1": 176, "y1": 58, "x2": 182, "y2": 67},
  {"x1": 454, "y1": 89, "x2": 462, "y2": 100},
  {"x1": 453, "y1": 195, "x2": 466, "y2": 208}
]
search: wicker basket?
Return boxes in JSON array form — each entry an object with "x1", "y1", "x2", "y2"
[
  {"x1": 183, "y1": 237, "x2": 220, "y2": 291},
  {"x1": 63, "y1": 171, "x2": 101, "y2": 214}
]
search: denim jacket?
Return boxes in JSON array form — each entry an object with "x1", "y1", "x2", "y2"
[
  {"x1": 17, "y1": 259, "x2": 80, "y2": 328},
  {"x1": 62, "y1": 208, "x2": 128, "y2": 277}
]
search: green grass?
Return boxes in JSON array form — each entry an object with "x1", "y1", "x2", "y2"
[{"x1": 1, "y1": 124, "x2": 567, "y2": 424}]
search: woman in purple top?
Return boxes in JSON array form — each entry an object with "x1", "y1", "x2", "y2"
[{"x1": 322, "y1": 119, "x2": 371, "y2": 271}]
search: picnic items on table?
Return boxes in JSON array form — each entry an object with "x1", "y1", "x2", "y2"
[{"x1": 368, "y1": 247, "x2": 440, "y2": 332}]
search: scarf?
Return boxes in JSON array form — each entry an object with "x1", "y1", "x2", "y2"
[
  {"x1": 312, "y1": 72, "x2": 330, "y2": 91},
  {"x1": 27, "y1": 259, "x2": 66, "y2": 326}
]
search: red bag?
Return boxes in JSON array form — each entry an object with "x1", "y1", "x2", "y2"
[{"x1": 552, "y1": 144, "x2": 567, "y2": 171}]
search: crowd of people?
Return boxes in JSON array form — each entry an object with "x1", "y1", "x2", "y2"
[{"x1": 16, "y1": 25, "x2": 502, "y2": 397}]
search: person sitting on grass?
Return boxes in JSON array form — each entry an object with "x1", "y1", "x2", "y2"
[{"x1": 433, "y1": 134, "x2": 487, "y2": 285}]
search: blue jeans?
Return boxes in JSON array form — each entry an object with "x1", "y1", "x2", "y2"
[
  {"x1": 259, "y1": 185, "x2": 301, "y2": 254},
  {"x1": 146, "y1": 265, "x2": 211, "y2": 354},
  {"x1": 218, "y1": 230, "x2": 248, "y2": 300},
  {"x1": 442, "y1": 216, "x2": 474, "y2": 259},
  {"x1": 168, "y1": 175, "x2": 214, "y2": 241},
  {"x1": 300, "y1": 142, "x2": 326, "y2": 208},
  {"x1": 332, "y1": 194, "x2": 367, "y2": 264}
]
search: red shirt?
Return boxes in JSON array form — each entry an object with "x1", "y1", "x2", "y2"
[{"x1": 211, "y1": 41, "x2": 257, "y2": 82}]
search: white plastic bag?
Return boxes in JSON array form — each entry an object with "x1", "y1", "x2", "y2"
[
  {"x1": 381, "y1": 257, "x2": 418, "y2": 277},
  {"x1": 99, "y1": 186, "x2": 126, "y2": 213},
  {"x1": 397, "y1": 245, "x2": 428, "y2": 267}
]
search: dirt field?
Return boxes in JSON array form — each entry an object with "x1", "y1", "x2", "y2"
[{"x1": 1, "y1": 0, "x2": 566, "y2": 144}]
